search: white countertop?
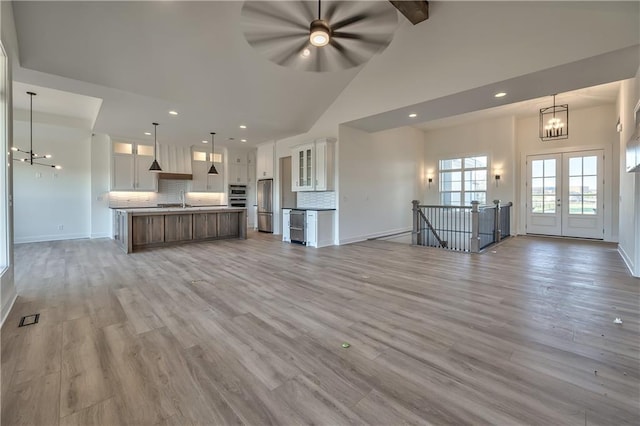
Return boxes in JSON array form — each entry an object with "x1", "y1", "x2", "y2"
[{"x1": 115, "y1": 206, "x2": 246, "y2": 214}]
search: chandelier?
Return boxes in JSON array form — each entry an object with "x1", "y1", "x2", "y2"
[{"x1": 12, "y1": 91, "x2": 61, "y2": 169}]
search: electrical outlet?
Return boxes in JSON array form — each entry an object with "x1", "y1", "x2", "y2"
[{"x1": 57, "y1": 225, "x2": 63, "y2": 230}]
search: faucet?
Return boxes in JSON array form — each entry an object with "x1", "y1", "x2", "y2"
[{"x1": 179, "y1": 190, "x2": 186, "y2": 208}]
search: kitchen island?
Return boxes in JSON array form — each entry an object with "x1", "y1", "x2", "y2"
[{"x1": 112, "y1": 207, "x2": 247, "y2": 253}]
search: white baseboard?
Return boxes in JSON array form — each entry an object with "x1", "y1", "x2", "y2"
[
  {"x1": 14, "y1": 233, "x2": 90, "y2": 244},
  {"x1": 1, "y1": 288, "x2": 17, "y2": 328},
  {"x1": 90, "y1": 233, "x2": 111, "y2": 239},
  {"x1": 618, "y1": 244, "x2": 639, "y2": 277}
]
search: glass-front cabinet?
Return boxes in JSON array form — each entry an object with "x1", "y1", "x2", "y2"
[
  {"x1": 291, "y1": 138, "x2": 335, "y2": 192},
  {"x1": 292, "y1": 143, "x2": 314, "y2": 191}
]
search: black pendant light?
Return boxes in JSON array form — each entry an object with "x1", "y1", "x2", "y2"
[
  {"x1": 208, "y1": 132, "x2": 218, "y2": 175},
  {"x1": 149, "y1": 122, "x2": 162, "y2": 172},
  {"x1": 12, "y1": 91, "x2": 61, "y2": 169}
]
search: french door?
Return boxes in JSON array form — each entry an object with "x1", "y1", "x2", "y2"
[{"x1": 526, "y1": 150, "x2": 604, "y2": 239}]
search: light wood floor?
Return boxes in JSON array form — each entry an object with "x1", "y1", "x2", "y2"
[{"x1": 1, "y1": 233, "x2": 639, "y2": 425}]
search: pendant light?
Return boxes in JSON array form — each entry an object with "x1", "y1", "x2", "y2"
[
  {"x1": 149, "y1": 122, "x2": 162, "y2": 172},
  {"x1": 208, "y1": 132, "x2": 218, "y2": 175},
  {"x1": 12, "y1": 91, "x2": 61, "y2": 169},
  {"x1": 539, "y1": 94, "x2": 569, "y2": 141}
]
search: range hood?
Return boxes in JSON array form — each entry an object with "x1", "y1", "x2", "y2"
[
  {"x1": 158, "y1": 172, "x2": 192, "y2": 180},
  {"x1": 157, "y1": 144, "x2": 193, "y2": 178}
]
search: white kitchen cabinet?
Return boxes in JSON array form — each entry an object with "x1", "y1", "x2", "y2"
[
  {"x1": 256, "y1": 142, "x2": 275, "y2": 179},
  {"x1": 314, "y1": 138, "x2": 335, "y2": 191},
  {"x1": 111, "y1": 141, "x2": 158, "y2": 191},
  {"x1": 191, "y1": 149, "x2": 225, "y2": 192},
  {"x1": 228, "y1": 151, "x2": 248, "y2": 184},
  {"x1": 282, "y1": 209, "x2": 291, "y2": 242},
  {"x1": 292, "y1": 143, "x2": 314, "y2": 191},
  {"x1": 306, "y1": 210, "x2": 334, "y2": 248},
  {"x1": 291, "y1": 138, "x2": 335, "y2": 192}
]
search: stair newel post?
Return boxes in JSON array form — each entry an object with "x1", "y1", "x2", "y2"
[
  {"x1": 412, "y1": 200, "x2": 420, "y2": 246},
  {"x1": 470, "y1": 201, "x2": 480, "y2": 253},
  {"x1": 493, "y1": 199, "x2": 501, "y2": 244}
]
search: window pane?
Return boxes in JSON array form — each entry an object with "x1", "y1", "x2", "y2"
[
  {"x1": 440, "y1": 158, "x2": 461, "y2": 170},
  {"x1": 465, "y1": 192, "x2": 486, "y2": 204},
  {"x1": 583, "y1": 196, "x2": 597, "y2": 215},
  {"x1": 531, "y1": 196, "x2": 543, "y2": 213},
  {"x1": 532, "y1": 160, "x2": 544, "y2": 178},
  {"x1": 464, "y1": 156, "x2": 487, "y2": 168},
  {"x1": 583, "y1": 176, "x2": 597, "y2": 195},
  {"x1": 583, "y1": 156, "x2": 597, "y2": 175},
  {"x1": 569, "y1": 157, "x2": 582, "y2": 176},
  {"x1": 531, "y1": 178, "x2": 544, "y2": 195},
  {"x1": 543, "y1": 196, "x2": 556, "y2": 213},
  {"x1": 569, "y1": 176, "x2": 582, "y2": 195},
  {"x1": 544, "y1": 178, "x2": 556, "y2": 195},
  {"x1": 544, "y1": 159, "x2": 556, "y2": 177},
  {"x1": 569, "y1": 195, "x2": 583, "y2": 214}
]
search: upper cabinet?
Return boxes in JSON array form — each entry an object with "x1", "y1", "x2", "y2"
[
  {"x1": 256, "y1": 142, "x2": 275, "y2": 179},
  {"x1": 191, "y1": 148, "x2": 225, "y2": 192},
  {"x1": 111, "y1": 141, "x2": 158, "y2": 191},
  {"x1": 291, "y1": 138, "x2": 335, "y2": 192},
  {"x1": 228, "y1": 151, "x2": 248, "y2": 185},
  {"x1": 157, "y1": 144, "x2": 192, "y2": 174}
]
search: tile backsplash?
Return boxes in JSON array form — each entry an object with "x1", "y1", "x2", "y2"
[
  {"x1": 296, "y1": 191, "x2": 336, "y2": 209},
  {"x1": 109, "y1": 179, "x2": 225, "y2": 208}
]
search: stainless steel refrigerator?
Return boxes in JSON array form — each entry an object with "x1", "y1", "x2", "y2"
[{"x1": 257, "y1": 179, "x2": 273, "y2": 233}]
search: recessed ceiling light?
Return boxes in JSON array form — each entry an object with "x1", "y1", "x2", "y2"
[
  {"x1": 169, "y1": 110, "x2": 178, "y2": 115},
  {"x1": 144, "y1": 132, "x2": 151, "y2": 136},
  {"x1": 409, "y1": 113, "x2": 417, "y2": 118},
  {"x1": 239, "y1": 125, "x2": 247, "y2": 129},
  {"x1": 241, "y1": 139, "x2": 247, "y2": 143},
  {"x1": 202, "y1": 140, "x2": 208, "y2": 143},
  {"x1": 494, "y1": 92, "x2": 507, "y2": 98},
  {"x1": 228, "y1": 137, "x2": 235, "y2": 141}
]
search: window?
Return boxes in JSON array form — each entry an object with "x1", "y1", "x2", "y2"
[{"x1": 439, "y1": 155, "x2": 487, "y2": 206}]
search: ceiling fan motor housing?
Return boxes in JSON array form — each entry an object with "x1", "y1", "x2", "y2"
[{"x1": 309, "y1": 19, "x2": 331, "y2": 47}]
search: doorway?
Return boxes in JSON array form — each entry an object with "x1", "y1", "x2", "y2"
[
  {"x1": 280, "y1": 156, "x2": 296, "y2": 209},
  {"x1": 526, "y1": 149, "x2": 604, "y2": 239}
]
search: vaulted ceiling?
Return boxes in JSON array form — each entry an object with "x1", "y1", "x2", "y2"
[{"x1": 9, "y1": 1, "x2": 640, "y2": 147}]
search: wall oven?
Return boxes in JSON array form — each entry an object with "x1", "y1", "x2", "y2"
[{"x1": 228, "y1": 185, "x2": 247, "y2": 207}]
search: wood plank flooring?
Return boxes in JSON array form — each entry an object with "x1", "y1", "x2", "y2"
[{"x1": 1, "y1": 233, "x2": 639, "y2": 425}]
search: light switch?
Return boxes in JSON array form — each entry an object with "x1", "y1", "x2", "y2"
[{"x1": 35, "y1": 172, "x2": 42, "y2": 178}]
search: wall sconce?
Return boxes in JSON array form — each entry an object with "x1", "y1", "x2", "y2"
[
  {"x1": 494, "y1": 174, "x2": 501, "y2": 186},
  {"x1": 428, "y1": 177, "x2": 433, "y2": 189}
]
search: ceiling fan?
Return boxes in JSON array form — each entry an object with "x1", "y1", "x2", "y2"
[{"x1": 242, "y1": 1, "x2": 429, "y2": 72}]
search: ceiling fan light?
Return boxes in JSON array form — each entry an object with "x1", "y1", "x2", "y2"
[{"x1": 309, "y1": 19, "x2": 330, "y2": 47}]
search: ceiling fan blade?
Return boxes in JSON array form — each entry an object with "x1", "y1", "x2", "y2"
[
  {"x1": 323, "y1": 1, "x2": 341, "y2": 22},
  {"x1": 275, "y1": 39, "x2": 311, "y2": 68},
  {"x1": 314, "y1": 45, "x2": 328, "y2": 72},
  {"x1": 329, "y1": 39, "x2": 359, "y2": 68},
  {"x1": 246, "y1": 32, "x2": 307, "y2": 47},
  {"x1": 330, "y1": 13, "x2": 368, "y2": 31},
  {"x1": 332, "y1": 31, "x2": 390, "y2": 49},
  {"x1": 243, "y1": 2, "x2": 308, "y2": 31}
]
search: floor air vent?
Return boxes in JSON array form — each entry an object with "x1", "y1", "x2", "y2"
[{"x1": 19, "y1": 314, "x2": 40, "y2": 327}]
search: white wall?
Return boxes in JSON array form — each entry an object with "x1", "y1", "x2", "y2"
[
  {"x1": 617, "y1": 73, "x2": 640, "y2": 277},
  {"x1": 13, "y1": 117, "x2": 92, "y2": 243},
  {"x1": 91, "y1": 133, "x2": 111, "y2": 238},
  {"x1": 338, "y1": 125, "x2": 424, "y2": 244},
  {"x1": 1, "y1": 0, "x2": 18, "y2": 325},
  {"x1": 423, "y1": 115, "x2": 517, "y2": 205},
  {"x1": 516, "y1": 104, "x2": 620, "y2": 241}
]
